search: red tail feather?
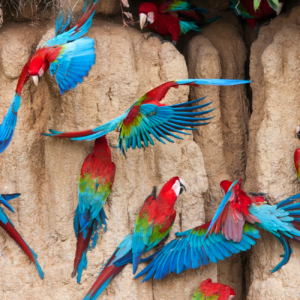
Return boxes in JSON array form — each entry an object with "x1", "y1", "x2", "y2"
[
  {"x1": 72, "y1": 222, "x2": 94, "y2": 278},
  {"x1": 0, "y1": 220, "x2": 37, "y2": 266},
  {"x1": 53, "y1": 129, "x2": 94, "y2": 138},
  {"x1": 86, "y1": 263, "x2": 125, "y2": 299}
]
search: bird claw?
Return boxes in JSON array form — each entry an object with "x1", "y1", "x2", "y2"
[
  {"x1": 147, "y1": 33, "x2": 175, "y2": 45},
  {"x1": 249, "y1": 192, "x2": 267, "y2": 197}
]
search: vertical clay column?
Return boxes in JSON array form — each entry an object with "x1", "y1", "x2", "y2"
[
  {"x1": 187, "y1": 15, "x2": 249, "y2": 300},
  {"x1": 246, "y1": 7, "x2": 300, "y2": 300}
]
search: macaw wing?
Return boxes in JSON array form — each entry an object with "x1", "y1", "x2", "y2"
[
  {"x1": 77, "y1": 160, "x2": 115, "y2": 233},
  {"x1": 45, "y1": 37, "x2": 96, "y2": 94},
  {"x1": 205, "y1": 180, "x2": 241, "y2": 239},
  {"x1": 43, "y1": 0, "x2": 98, "y2": 47},
  {"x1": 135, "y1": 222, "x2": 260, "y2": 282},
  {"x1": 156, "y1": 0, "x2": 208, "y2": 13}
]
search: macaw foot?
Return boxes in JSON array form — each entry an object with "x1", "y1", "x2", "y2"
[
  {"x1": 249, "y1": 192, "x2": 267, "y2": 197},
  {"x1": 147, "y1": 33, "x2": 164, "y2": 42},
  {"x1": 147, "y1": 33, "x2": 176, "y2": 45},
  {"x1": 162, "y1": 40, "x2": 176, "y2": 46}
]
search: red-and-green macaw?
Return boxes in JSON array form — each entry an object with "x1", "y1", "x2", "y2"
[
  {"x1": 192, "y1": 279, "x2": 236, "y2": 300},
  {"x1": 0, "y1": 193, "x2": 43, "y2": 279},
  {"x1": 72, "y1": 136, "x2": 116, "y2": 284},
  {"x1": 138, "y1": 1, "x2": 214, "y2": 44},
  {"x1": 230, "y1": 0, "x2": 285, "y2": 29},
  {"x1": 135, "y1": 179, "x2": 300, "y2": 281},
  {"x1": 43, "y1": 79, "x2": 250, "y2": 154},
  {"x1": 0, "y1": 0, "x2": 98, "y2": 154},
  {"x1": 294, "y1": 149, "x2": 300, "y2": 181},
  {"x1": 82, "y1": 177, "x2": 186, "y2": 300}
]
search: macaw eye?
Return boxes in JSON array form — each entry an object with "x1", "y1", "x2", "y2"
[{"x1": 38, "y1": 68, "x2": 44, "y2": 77}]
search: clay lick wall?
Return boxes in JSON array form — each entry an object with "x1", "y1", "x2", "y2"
[{"x1": 0, "y1": 0, "x2": 300, "y2": 299}]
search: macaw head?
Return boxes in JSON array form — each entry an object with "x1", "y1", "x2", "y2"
[
  {"x1": 160, "y1": 176, "x2": 186, "y2": 199},
  {"x1": 228, "y1": 287, "x2": 236, "y2": 299},
  {"x1": 28, "y1": 55, "x2": 49, "y2": 87},
  {"x1": 138, "y1": 3, "x2": 157, "y2": 30}
]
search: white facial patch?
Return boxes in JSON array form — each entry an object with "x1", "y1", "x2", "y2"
[
  {"x1": 147, "y1": 12, "x2": 154, "y2": 24},
  {"x1": 297, "y1": 125, "x2": 300, "y2": 133},
  {"x1": 172, "y1": 179, "x2": 180, "y2": 196},
  {"x1": 38, "y1": 67, "x2": 44, "y2": 77}
]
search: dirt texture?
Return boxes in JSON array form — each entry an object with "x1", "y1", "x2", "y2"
[{"x1": 1, "y1": 0, "x2": 300, "y2": 300}]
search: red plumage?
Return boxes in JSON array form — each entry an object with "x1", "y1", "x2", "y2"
[
  {"x1": 197, "y1": 278, "x2": 236, "y2": 300},
  {"x1": 0, "y1": 219, "x2": 39, "y2": 272}
]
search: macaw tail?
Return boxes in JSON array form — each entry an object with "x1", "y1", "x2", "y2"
[
  {"x1": 0, "y1": 209, "x2": 44, "y2": 279},
  {"x1": 83, "y1": 233, "x2": 134, "y2": 300},
  {"x1": 83, "y1": 258, "x2": 126, "y2": 300},
  {"x1": 42, "y1": 128, "x2": 95, "y2": 138},
  {"x1": 0, "y1": 193, "x2": 21, "y2": 212},
  {"x1": 73, "y1": 207, "x2": 107, "y2": 283},
  {"x1": 0, "y1": 93, "x2": 21, "y2": 154}
]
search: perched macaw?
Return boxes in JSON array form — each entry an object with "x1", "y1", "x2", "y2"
[
  {"x1": 192, "y1": 279, "x2": 236, "y2": 300},
  {"x1": 43, "y1": 79, "x2": 250, "y2": 154},
  {"x1": 230, "y1": 0, "x2": 285, "y2": 29},
  {"x1": 138, "y1": 1, "x2": 215, "y2": 44},
  {"x1": 72, "y1": 136, "x2": 116, "y2": 283},
  {"x1": 0, "y1": 0, "x2": 98, "y2": 154},
  {"x1": 0, "y1": 193, "x2": 44, "y2": 279},
  {"x1": 82, "y1": 177, "x2": 186, "y2": 300},
  {"x1": 294, "y1": 149, "x2": 300, "y2": 181},
  {"x1": 135, "y1": 180, "x2": 300, "y2": 281}
]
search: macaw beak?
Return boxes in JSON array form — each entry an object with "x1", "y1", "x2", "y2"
[
  {"x1": 295, "y1": 126, "x2": 300, "y2": 139},
  {"x1": 140, "y1": 13, "x2": 148, "y2": 30},
  {"x1": 32, "y1": 75, "x2": 39, "y2": 87},
  {"x1": 179, "y1": 178, "x2": 187, "y2": 195},
  {"x1": 276, "y1": 3, "x2": 283, "y2": 15}
]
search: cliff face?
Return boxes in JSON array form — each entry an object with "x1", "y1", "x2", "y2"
[{"x1": 0, "y1": 1, "x2": 300, "y2": 300}]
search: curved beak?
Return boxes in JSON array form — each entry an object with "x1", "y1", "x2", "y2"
[
  {"x1": 295, "y1": 126, "x2": 300, "y2": 139},
  {"x1": 276, "y1": 3, "x2": 283, "y2": 15},
  {"x1": 140, "y1": 13, "x2": 148, "y2": 30},
  {"x1": 32, "y1": 75, "x2": 39, "y2": 87},
  {"x1": 179, "y1": 178, "x2": 187, "y2": 195}
]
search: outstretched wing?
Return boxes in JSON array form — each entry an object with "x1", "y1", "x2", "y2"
[
  {"x1": 205, "y1": 180, "x2": 240, "y2": 238},
  {"x1": 43, "y1": 0, "x2": 98, "y2": 47},
  {"x1": 43, "y1": 79, "x2": 250, "y2": 149},
  {"x1": 135, "y1": 222, "x2": 259, "y2": 282}
]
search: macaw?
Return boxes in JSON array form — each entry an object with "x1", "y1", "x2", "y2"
[
  {"x1": 0, "y1": 0, "x2": 98, "y2": 154},
  {"x1": 0, "y1": 193, "x2": 44, "y2": 279},
  {"x1": 192, "y1": 279, "x2": 236, "y2": 300},
  {"x1": 135, "y1": 179, "x2": 300, "y2": 281},
  {"x1": 294, "y1": 149, "x2": 300, "y2": 181},
  {"x1": 82, "y1": 177, "x2": 186, "y2": 300},
  {"x1": 138, "y1": 1, "x2": 216, "y2": 44},
  {"x1": 43, "y1": 79, "x2": 250, "y2": 154},
  {"x1": 72, "y1": 136, "x2": 116, "y2": 283},
  {"x1": 230, "y1": 0, "x2": 285, "y2": 29}
]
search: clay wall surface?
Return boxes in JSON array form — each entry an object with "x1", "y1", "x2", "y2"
[{"x1": 1, "y1": 1, "x2": 300, "y2": 299}]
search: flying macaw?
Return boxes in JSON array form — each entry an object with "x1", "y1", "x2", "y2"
[
  {"x1": 82, "y1": 177, "x2": 186, "y2": 300},
  {"x1": 43, "y1": 79, "x2": 250, "y2": 154},
  {"x1": 294, "y1": 149, "x2": 300, "y2": 181},
  {"x1": 72, "y1": 136, "x2": 116, "y2": 284},
  {"x1": 192, "y1": 279, "x2": 236, "y2": 300},
  {"x1": 0, "y1": 193, "x2": 44, "y2": 279},
  {"x1": 135, "y1": 179, "x2": 300, "y2": 281},
  {"x1": 138, "y1": 1, "x2": 216, "y2": 44},
  {"x1": 230, "y1": 0, "x2": 285, "y2": 29},
  {"x1": 0, "y1": 0, "x2": 98, "y2": 154}
]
